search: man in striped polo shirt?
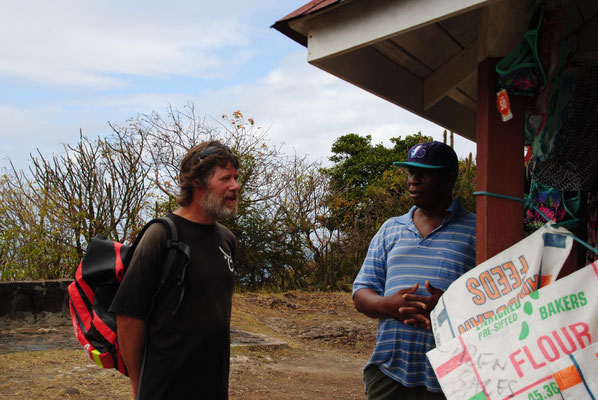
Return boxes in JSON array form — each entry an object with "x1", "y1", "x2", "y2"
[{"x1": 353, "y1": 141, "x2": 476, "y2": 399}]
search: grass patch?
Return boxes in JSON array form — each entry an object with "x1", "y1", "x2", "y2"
[{"x1": 0, "y1": 349, "x2": 130, "y2": 399}]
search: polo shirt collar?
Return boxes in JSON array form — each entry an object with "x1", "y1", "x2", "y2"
[
  {"x1": 397, "y1": 199, "x2": 462, "y2": 226},
  {"x1": 445, "y1": 199, "x2": 462, "y2": 221}
]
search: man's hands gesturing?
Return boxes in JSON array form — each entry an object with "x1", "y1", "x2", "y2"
[
  {"x1": 353, "y1": 281, "x2": 444, "y2": 331},
  {"x1": 400, "y1": 281, "x2": 443, "y2": 330},
  {"x1": 381, "y1": 283, "x2": 425, "y2": 321}
]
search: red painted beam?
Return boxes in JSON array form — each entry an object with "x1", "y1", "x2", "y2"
[{"x1": 476, "y1": 58, "x2": 525, "y2": 264}]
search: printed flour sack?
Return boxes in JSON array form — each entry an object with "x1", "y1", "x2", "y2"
[
  {"x1": 548, "y1": 341, "x2": 598, "y2": 398},
  {"x1": 431, "y1": 223, "x2": 573, "y2": 347},
  {"x1": 426, "y1": 262, "x2": 598, "y2": 400}
]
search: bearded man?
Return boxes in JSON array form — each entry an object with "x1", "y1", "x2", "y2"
[{"x1": 111, "y1": 141, "x2": 240, "y2": 399}]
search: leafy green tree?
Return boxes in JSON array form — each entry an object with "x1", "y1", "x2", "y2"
[{"x1": 327, "y1": 132, "x2": 430, "y2": 199}]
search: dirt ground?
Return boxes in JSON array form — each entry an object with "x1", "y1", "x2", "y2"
[{"x1": 0, "y1": 291, "x2": 378, "y2": 399}]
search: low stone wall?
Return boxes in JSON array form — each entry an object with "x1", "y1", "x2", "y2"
[{"x1": 0, "y1": 280, "x2": 73, "y2": 328}]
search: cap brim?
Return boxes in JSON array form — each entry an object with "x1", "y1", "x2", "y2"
[{"x1": 392, "y1": 161, "x2": 444, "y2": 169}]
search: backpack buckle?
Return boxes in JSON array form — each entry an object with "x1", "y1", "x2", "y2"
[{"x1": 166, "y1": 239, "x2": 180, "y2": 249}]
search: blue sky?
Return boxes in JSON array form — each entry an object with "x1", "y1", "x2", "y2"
[{"x1": 0, "y1": 0, "x2": 476, "y2": 172}]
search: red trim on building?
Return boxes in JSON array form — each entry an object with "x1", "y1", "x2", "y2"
[{"x1": 276, "y1": 0, "x2": 342, "y2": 22}]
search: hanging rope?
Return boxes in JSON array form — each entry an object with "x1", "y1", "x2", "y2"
[{"x1": 473, "y1": 190, "x2": 598, "y2": 256}]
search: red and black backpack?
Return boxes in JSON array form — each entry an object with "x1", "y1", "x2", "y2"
[{"x1": 67, "y1": 216, "x2": 191, "y2": 375}]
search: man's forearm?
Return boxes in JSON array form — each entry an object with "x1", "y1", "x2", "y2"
[
  {"x1": 117, "y1": 315, "x2": 147, "y2": 398},
  {"x1": 353, "y1": 286, "x2": 429, "y2": 326},
  {"x1": 353, "y1": 288, "x2": 389, "y2": 318}
]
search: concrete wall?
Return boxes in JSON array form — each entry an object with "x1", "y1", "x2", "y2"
[{"x1": 0, "y1": 280, "x2": 72, "y2": 328}]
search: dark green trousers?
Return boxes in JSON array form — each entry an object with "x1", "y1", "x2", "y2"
[{"x1": 364, "y1": 365, "x2": 446, "y2": 400}]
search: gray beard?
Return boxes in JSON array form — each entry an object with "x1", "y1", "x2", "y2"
[{"x1": 200, "y1": 190, "x2": 237, "y2": 221}]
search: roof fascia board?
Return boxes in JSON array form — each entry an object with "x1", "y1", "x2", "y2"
[{"x1": 299, "y1": 0, "x2": 497, "y2": 63}]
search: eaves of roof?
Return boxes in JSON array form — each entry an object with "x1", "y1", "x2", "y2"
[{"x1": 271, "y1": 0, "x2": 344, "y2": 47}]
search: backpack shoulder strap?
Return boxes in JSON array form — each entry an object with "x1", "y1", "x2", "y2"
[
  {"x1": 152, "y1": 216, "x2": 191, "y2": 295},
  {"x1": 142, "y1": 215, "x2": 191, "y2": 316},
  {"x1": 125, "y1": 215, "x2": 191, "y2": 316}
]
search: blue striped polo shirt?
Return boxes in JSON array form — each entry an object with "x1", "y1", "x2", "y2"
[{"x1": 353, "y1": 199, "x2": 476, "y2": 392}]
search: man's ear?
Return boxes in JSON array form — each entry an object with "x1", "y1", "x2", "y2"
[
  {"x1": 193, "y1": 178, "x2": 205, "y2": 190},
  {"x1": 192, "y1": 180, "x2": 206, "y2": 199}
]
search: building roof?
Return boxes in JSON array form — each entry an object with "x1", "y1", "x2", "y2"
[
  {"x1": 272, "y1": 0, "x2": 344, "y2": 46},
  {"x1": 278, "y1": 0, "x2": 342, "y2": 22},
  {"x1": 273, "y1": 0, "x2": 598, "y2": 142}
]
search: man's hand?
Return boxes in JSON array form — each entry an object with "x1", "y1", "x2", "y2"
[
  {"x1": 382, "y1": 283, "x2": 427, "y2": 321},
  {"x1": 401, "y1": 281, "x2": 444, "y2": 330},
  {"x1": 353, "y1": 285, "x2": 426, "y2": 323},
  {"x1": 353, "y1": 282, "x2": 444, "y2": 330}
]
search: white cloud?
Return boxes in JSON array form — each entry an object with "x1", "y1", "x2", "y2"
[{"x1": 0, "y1": 1, "x2": 260, "y2": 88}]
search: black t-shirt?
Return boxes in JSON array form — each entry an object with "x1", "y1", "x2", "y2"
[{"x1": 110, "y1": 213, "x2": 236, "y2": 399}]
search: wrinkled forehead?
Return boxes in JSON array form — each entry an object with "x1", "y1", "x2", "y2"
[{"x1": 209, "y1": 163, "x2": 239, "y2": 177}]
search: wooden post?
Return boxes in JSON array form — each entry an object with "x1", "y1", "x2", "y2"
[{"x1": 476, "y1": 58, "x2": 525, "y2": 264}]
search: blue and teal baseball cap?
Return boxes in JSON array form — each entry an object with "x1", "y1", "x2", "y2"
[{"x1": 393, "y1": 141, "x2": 458, "y2": 171}]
